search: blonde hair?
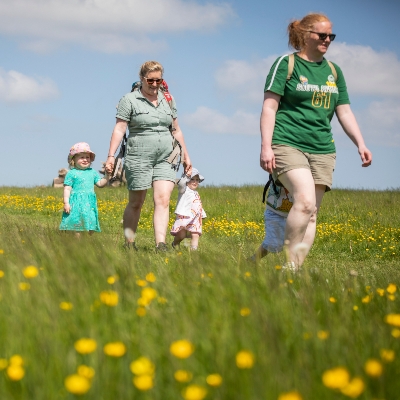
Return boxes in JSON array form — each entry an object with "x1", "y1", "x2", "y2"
[
  {"x1": 69, "y1": 153, "x2": 93, "y2": 168},
  {"x1": 287, "y1": 13, "x2": 331, "y2": 50},
  {"x1": 139, "y1": 61, "x2": 164, "y2": 78}
]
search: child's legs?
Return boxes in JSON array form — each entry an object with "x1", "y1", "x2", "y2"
[
  {"x1": 190, "y1": 233, "x2": 200, "y2": 249},
  {"x1": 172, "y1": 229, "x2": 187, "y2": 245},
  {"x1": 89, "y1": 230, "x2": 94, "y2": 236},
  {"x1": 261, "y1": 209, "x2": 287, "y2": 253}
]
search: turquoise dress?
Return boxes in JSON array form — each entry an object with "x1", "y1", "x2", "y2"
[{"x1": 59, "y1": 168, "x2": 102, "y2": 232}]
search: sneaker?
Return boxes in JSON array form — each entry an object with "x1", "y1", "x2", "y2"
[
  {"x1": 155, "y1": 242, "x2": 169, "y2": 253},
  {"x1": 123, "y1": 242, "x2": 138, "y2": 251}
]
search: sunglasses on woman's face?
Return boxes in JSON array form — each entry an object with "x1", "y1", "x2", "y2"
[
  {"x1": 308, "y1": 31, "x2": 336, "y2": 41},
  {"x1": 143, "y1": 77, "x2": 163, "y2": 84}
]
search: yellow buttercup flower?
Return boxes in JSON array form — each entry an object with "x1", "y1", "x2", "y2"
[
  {"x1": 9, "y1": 355, "x2": 24, "y2": 366},
  {"x1": 136, "y1": 279, "x2": 148, "y2": 287},
  {"x1": 19, "y1": 282, "x2": 30, "y2": 291},
  {"x1": 0, "y1": 270, "x2": 4, "y2": 278},
  {"x1": 137, "y1": 297, "x2": 151, "y2": 306},
  {"x1": 322, "y1": 367, "x2": 350, "y2": 389},
  {"x1": 380, "y1": 349, "x2": 395, "y2": 363},
  {"x1": 103, "y1": 342, "x2": 126, "y2": 357},
  {"x1": 136, "y1": 307, "x2": 147, "y2": 317},
  {"x1": 107, "y1": 276, "x2": 116, "y2": 284},
  {"x1": 329, "y1": 297, "x2": 337, "y2": 303},
  {"x1": 77, "y1": 365, "x2": 95, "y2": 379},
  {"x1": 364, "y1": 359, "x2": 383, "y2": 377},
  {"x1": 99, "y1": 290, "x2": 119, "y2": 306},
  {"x1": 64, "y1": 374, "x2": 91, "y2": 395},
  {"x1": 361, "y1": 295, "x2": 371, "y2": 304},
  {"x1": 145, "y1": 272, "x2": 156, "y2": 282},
  {"x1": 376, "y1": 288, "x2": 385, "y2": 296},
  {"x1": 240, "y1": 307, "x2": 251, "y2": 316},
  {"x1": 133, "y1": 375, "x2": 154, "y2": 390},
  {"x1": 387, "y1": 283, "x2": 397, "y2": 294},
  {"x1": 60, "y1": 302, "x2": 73, "y2": 310},
  {"x1": 278, "y1": 391, "x2": 303, "y2": 400},
  {"x1": 236, "y1": 350, "x2": 255, "y2": 369},
  {"x1": 130, "y1": 357, "x2": 155, "y2": 376},
  {"x1": 0, "y1": 358, "x2": 8, "y2": 370},
  {"x1": 340, "y1": 377, "x2": 365, "y2": 398},
  {"x1": 74, "y1": 338, "x2": 97, "y2": 354},
  {"x1": 174, "y1": 369, "x2": 193, "y2": 383},
  {"x1": 385, "y1": 314, "x2": 400, "y2": 327},
  {"x1": 170, "y1": 340, "x2": 194, "y2": 359},
  {"x1": 23, "y1": 266, "x2": 39, "y2": 278},
  {"x1": 206, "y1": 373, "x2": 222, "y2": 387},
  {"x1": 7, "y1": 365, "x2": 25, "y2": 381},
  {"x1": 182, "y1": 384, "x2": 207, "y2": 400},
  {"x1": 141, "y1": 287, "x2": 158, "y2": 302},
  {"x1": 317, "y1": 330, "x2": 329, "y2": 340},
  {"x1": 392, "y1": 328, "x2": 400, "y2": 338},
  {"x1": 0, "y1": 249, "x2": 4, "y2": 254}
]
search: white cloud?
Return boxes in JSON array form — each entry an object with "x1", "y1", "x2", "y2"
[
  {"x1": 0, "y1": 0, "x2": 234, "y2": 54},
  {"x1": 325, "y1": 43, "x2": 400, "y2": 97},
  {"x1": 182, "y1": 106, "x2": 259, "y2": 135},
  {"x1": 215, "y1": 56, "x2": 277, "y2": 103},
  {"x1": 0, "y1": 69, "x2": 59, "y2": 103}
]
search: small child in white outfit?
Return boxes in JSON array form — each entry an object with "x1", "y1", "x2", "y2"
[{"x1": 170, "y1": 168, "x2": 207, "y2": 250}]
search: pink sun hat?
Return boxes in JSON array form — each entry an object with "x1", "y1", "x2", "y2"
[{"x1": 68, "y1": 142, "x2": 96, "y2": 164}]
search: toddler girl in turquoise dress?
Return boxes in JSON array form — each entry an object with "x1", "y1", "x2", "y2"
[{"x1": 59, "y1": 142, "x2": 109, "y2": 235}]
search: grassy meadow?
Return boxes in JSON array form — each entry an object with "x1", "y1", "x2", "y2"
[{"x1": 0, "y1": 185, "x2": 399, "y2": 400}]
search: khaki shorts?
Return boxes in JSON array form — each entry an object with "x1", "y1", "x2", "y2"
[
  {"x1": 272, "y1": 144, "x2": 336, "y2": 191},
  {"x1": 124, "y1": 133, "x2": 176, "y2": 191}
]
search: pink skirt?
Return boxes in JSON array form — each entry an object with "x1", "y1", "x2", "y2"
[{"x1": 171, "y1": 198, "x2": 204, "y2": 236}]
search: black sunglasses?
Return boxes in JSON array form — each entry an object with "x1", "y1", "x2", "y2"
[
  {"x1": 143, "y1": 77, "x2": 163, "y2": 85},
  {"x1": 308, "y1": 31, "x2": 336, "y2": 41}
]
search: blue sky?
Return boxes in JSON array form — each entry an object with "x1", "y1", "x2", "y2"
[{"x1": 1, "y1": 0, "x2": 399, "y2": 190}]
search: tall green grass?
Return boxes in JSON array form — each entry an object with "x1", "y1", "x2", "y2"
[{"x1": 0, "y1": 186, "x2": 399, "y2": 399}]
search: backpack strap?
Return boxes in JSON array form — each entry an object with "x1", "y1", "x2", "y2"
[
  {"x1": 262, "y1": 174, "x2": 274, "y2": 203},
  {"x1": 327, "y1": 60, "x2": 337, "y2": 81},
  {"x1": 286, "y1": 53, "x2": 295, "y2": 81}
]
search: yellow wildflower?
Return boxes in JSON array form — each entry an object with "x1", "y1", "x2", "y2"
[
  {"x1": 340, "y1": 377, "x2": 365, "y2": 398},
  {"x1": 388, "y1": 294, "x2": 396, "y2": 301},
  {"x1": 23, "y1": 266, "x2": 39, "y2": 278},
  {"x1": 322, "y1": 367, "x2": 350, "y2": 389},
  {"x1": 385, "y1": 313, "x2": 400, "y2": 327},
  {"x1": 0, "y1": 359, "x2": 8, "y2": 370},
  {"x1": 103, "y1": 342, "x2": 126, "y2": 357},
  {"x1": 364, "y1": 359, "x2": 383, "y2": 377},
  {"x1": 275, "y1": 265, "x2": 282, "y2": 270},
  {"x1": 244, "y1": 271, "x2": 251, "y2": 277},
  {"x1": 0, "y1": 270, "x2": 4, "y2": 278},
  {"x1": 133, "y1": 375, "x2": 154, "y2": 390},
  {"x1": 236, "y1": 350, "x2": 255, "y2": 369},
  {"x1": 157, "y1": 297, "x2": 168, "y2": 304},
  {"x1": 130, "y1": 357, "x2": 155, "y2": 376},
  {"x1": 19, "y1": 282, "x2": 30, "y2": 291},
  {"x1": 317, "y1": 330, "x2": 329, "y2": 340},
  {"x1": 386, "y1": 283, "x2": 397, "y2": 294},
  {"x1": 206, "y1": 373, "x2": 223, "y2": 387},
  {"x1": 361, "y1": 295, "x2": 371, "y2": 304},
  {"x1": 174, "y1": 370, "x2": 193, "y2": 383},
  {"x1": 74, "y1": 338, "x2": 97, "y2": 354},
  {"x1": 137, "y1": 297, "x2": 151, "y2": 306},
  {"x1": 380, "y1": 349, "x2": 395, "y2": 363},
  {"x1": 99, "y1": 290, "x2": 118, "y2": 306},
  {"x1": 0, "y1": 249, "x2": 4, "y2": 254},
  {"x1": 136, "y1": 279, "x2": 148, "y2": 287},
  {"x1": 64, "y1": 374, "x2": 91, "y2": 395},
  {"x1": 77, "y1": 365, "x2": 95, "y2": 379},
  {"x1": 146, "y1": 272, "x2": 156, "y2": 282},
  {"x1": 329, "y1": 297, "x2": 337, "y2": 303},
  {"x1": 353, "y1": 306, "x2": 358, "y2": 311},
  {"x1": 240, "y1": 307, "x2": 251, "y2": 316},
  {"x1": 136, "y1": 307, "x2": 146, "y2": 316},
  {"x1": 9, "y1": 355, "x2": 24, "y2": 366},
  {"x1": 59, "y1": 302, "x2": 73, "y2": 310},
  {"x1": 107, "y1": 276, "x2": 116, "y2": 284},
  {"x1": 7, "y1": 365, "x2": 25, "y2": 381},
  {"x1": 392, "y1": 329, "x2": 400, "y2": 338},
  {"x1": 141, "y1": 287, "x2": 158, "y2": 302},
  {"x1": 170, "y1": 340, "x2": 194, "y2": 359},
  {"x1": 278, "y1": 391, "x2": 303, "y2": 400},
  {"x1": 182, "y1": 384, "x2": 207, "y2": 400},
  {"x1": 376, "y1": 288, "x2": 385, "y2": 296}
]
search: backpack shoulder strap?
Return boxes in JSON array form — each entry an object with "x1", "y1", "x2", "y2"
[
  {"x1": 286, "y1": 53, "x2": 295, "y2": 81},
  {"x1": 327, "y1": 60, "x2": 337, "y2": 81},
  {"x1": 262, "y1": 174, "x2": 274, "y2": 203}
]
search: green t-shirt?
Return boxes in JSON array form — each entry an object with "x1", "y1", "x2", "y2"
[{"x1": 264, "y1": 53, "x2": 350, "y2": 154}]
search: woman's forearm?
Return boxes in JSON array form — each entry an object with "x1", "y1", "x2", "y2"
[{"x1": 108, "y1": 119, "x2": 128, "y2": 156}]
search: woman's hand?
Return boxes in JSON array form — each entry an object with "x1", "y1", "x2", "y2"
[
  {"x1": 358, "y1": 145, "x2": 372, "y2": 167},
  {"x1": 183, "y1": 154, "x2": 192, "y2": 176},
  {"x1": 260, "y1": 146, "x2": 276, "y2": 173},
  {"x1": 105, "y1": 156, "x2": 115, "y2": 175}
]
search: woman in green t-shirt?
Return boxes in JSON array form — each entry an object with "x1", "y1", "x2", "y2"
[{"x1": 260, "y1": 13, "x2": 372, "y2": 269}]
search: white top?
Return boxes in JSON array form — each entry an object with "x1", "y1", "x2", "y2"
[{"x1": 174, "y1": 174, "x2": 207, "y2": 218}]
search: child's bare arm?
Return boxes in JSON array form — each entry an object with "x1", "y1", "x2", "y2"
[
  {"x1": 177, "y1": 174, "x2": 190, "y2": 194},
  {"x1": 63, "y1": 186, "x2": 72, "y2": 213},
  {"x1": 96, "y1": 173, "x2": 110, "y2": 188}
]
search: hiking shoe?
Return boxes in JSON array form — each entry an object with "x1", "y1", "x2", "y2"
[
  {"x1": 155, "y1": 242, "x2": 169, "y2": 253},
  {"x1": 123, "y1": 242, "x2": 138, "y2": 251}
]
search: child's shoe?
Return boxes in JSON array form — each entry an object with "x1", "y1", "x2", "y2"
[{"x1": 123, "y1": 242, "x2": 138, "y2": 251}]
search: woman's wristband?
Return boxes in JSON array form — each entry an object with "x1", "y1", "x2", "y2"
[{"x1": 107, "y1": 155, "x2": 115, "y2": 158}]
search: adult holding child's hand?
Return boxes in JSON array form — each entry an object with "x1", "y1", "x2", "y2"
[
  {"x1": 260, "y1": 13, "x2": 372, "y2": 269},
  {"x1": 106, "y1": 61, "x2": 192, "y2": 252}
]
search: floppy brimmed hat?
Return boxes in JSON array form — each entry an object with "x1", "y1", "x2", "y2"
[
  {"x1": 190, "y1": 167, "x2": 204, "y2": 182},
  {"x1": 68, "y1": 142, "x2": 96, "y2": 164}
]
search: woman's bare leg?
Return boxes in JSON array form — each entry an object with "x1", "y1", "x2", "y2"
[
  {"x1": 278, "y1": 168, "x2": 317, "y2": 266},
  {"x1": 123, "y1": 190, "x2": 147, "y2": 243},
  {"x1": 153, "y1": 180, "x2": 175, "y2": 245}
]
